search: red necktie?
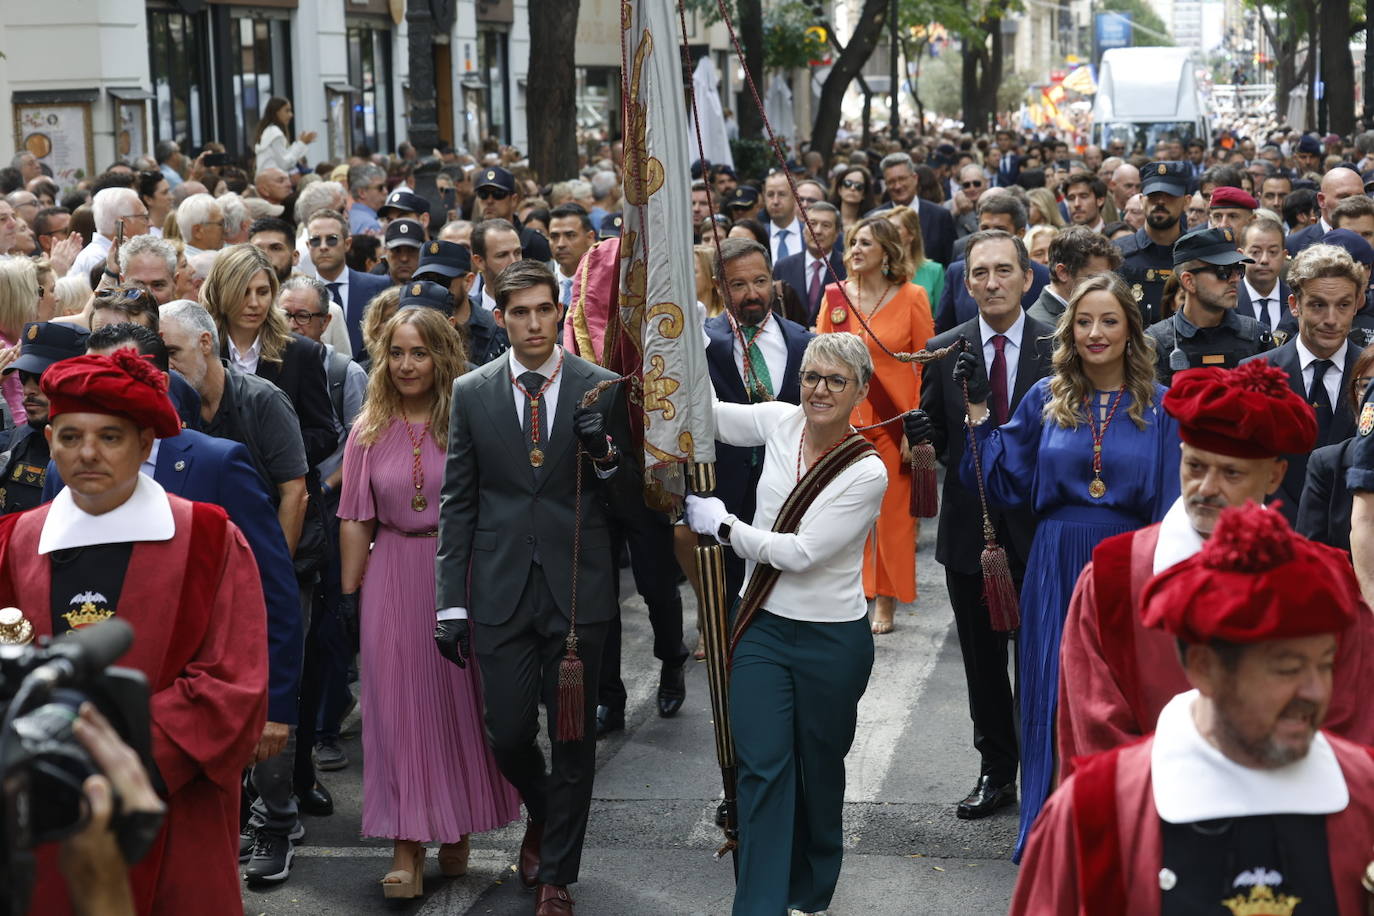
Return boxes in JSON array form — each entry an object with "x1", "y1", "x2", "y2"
[
  {"x1": 808, "y1": 258, "x2": 824, "y2": 319},
  {"x1": 990, "y1": 334, "x2": 1010, "y2": 426}
]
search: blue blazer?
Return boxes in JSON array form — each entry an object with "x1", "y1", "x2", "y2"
[
  {"x1": 43, "y1": 430, "x2": 304, "y2": 724},
  {"x1": 341, "y1": 268, "x2": 394, "y2": 357},
  {"x1": 704, "y1": 313, "x2": 813, "y2": 522},
  {"x1": 934, "y1": 259, "x2": 1051, "y2": 335},
  {"x1": 1285, "y1": 222, "x2": 1324, "y2": 257}
]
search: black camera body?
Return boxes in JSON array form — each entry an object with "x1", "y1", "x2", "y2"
[{"x1": 0, "y1": 619, "x2": 157, "y2": 916}]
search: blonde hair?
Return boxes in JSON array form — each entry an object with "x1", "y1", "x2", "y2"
[
  {"x1": 0, "y1": 257, "x2": 38, "y2": 339},
  {"x1": 1025, "y1": 187, "x2": 1066, "y2": 228},
  {"x1": 1043, "y1": 273, "x2": 1158, "y2": 431},
  {"x1": 54, "y1": 275, "x2": 92, "y2": 318},
  {"x1": 1024, "y1": 224, "x2": 1060, "y2": 256},
  {"x1": 1288, "y1": 243, "x2": 1365, "y2": 299},
  {"x1": 844, "y1": 216, "x2": 911, "y2": 285},
  {"x1": 361, "y1": 285, "x2": 402, "y2": 354},
  {"x1": 693, "y1": 244, "x2": 724, "y2": 317},
  {"x1": 355, "y1": 307, "x2": 467, "y2": 447},
  {"x1": 883, "y1": 205, "x2": 927, "y2": 269},
  {"x1": 199, "y1": 243, "x2": 290, "y2": 364}
]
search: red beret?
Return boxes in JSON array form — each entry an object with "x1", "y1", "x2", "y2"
[
  {"x1": 41, "y1": 350, "x2": 182, "y2": 440},
  {"x1": 1164, "y1": 361, "x2": 1316, "y2": 458},
  {"x1": 1141, "y1": 503, "x2": 1360, "y2": 643},
  {"x1": 1208, "y1": 185, "x2": 1258, "y2": 210}
]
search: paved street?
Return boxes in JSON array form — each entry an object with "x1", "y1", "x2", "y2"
[{"x1": 242, "y1": 521, "x2": 1020, "y2": 915}]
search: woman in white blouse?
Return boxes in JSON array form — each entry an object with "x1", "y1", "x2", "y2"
[
  {"x1": 253, "y1": 97, "x2": 317, "y2": 173},
  {"x1": 685, "y1": 332, "x2": 887, "y2": 916}
]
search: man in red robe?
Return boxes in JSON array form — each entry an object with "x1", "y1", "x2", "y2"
[
  {"x1": 1057, "y1": 361, "x2": 1374, "y2": 778},
  {"x1": 1014, "y1": 503, "x2": 1374, "y2": 915},
  {"x1": 0, "y1": 350, "x2": 267, "y2": 915}
]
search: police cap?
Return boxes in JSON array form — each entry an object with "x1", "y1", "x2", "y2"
[
  {"x1": 723, "y1": 186, "x2": 759, "y2": 210},
  {"x1": 379, "y1": 190, "x2": 428, "y2": 218},
  {"x1": 474, "y1": 166, "x2": 516, "y2": 193},
  {"x1": 599, "y1": 213, "x2": 624, "y2": 240},
  {"x1": 398, "y1": 280, "x2": 456, "y2": 316},
  {"x1": 1172, "y1": 227, "x2": 1255, "y2": 268},
  {"x1": 6, "y1": 322, "x2": 90, "y2": 376},
  {"x1": 1140, "y1": 161, "x2": 1190, "y2": 198},
  {"x1": 384, "y1": 218, "x2": 426, "y2": 249},
  {"x1": 413, "y1": 239, "x2": 472, "y2": 279}
]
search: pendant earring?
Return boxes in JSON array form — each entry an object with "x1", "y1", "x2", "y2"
[{"x1": 882, "y1": 257, "x2": 890, "y2": 276}]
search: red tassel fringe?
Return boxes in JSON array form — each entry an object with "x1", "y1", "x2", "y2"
[
  {"x1": 556, "y1": 638, "x2": 585, "y2": 742},
  {"x1": 981, "y1": 544, "x2": 1020, "y2": 632},
  {"x1": 909, "y1": 441, "x2": 939, "y2": 518}
]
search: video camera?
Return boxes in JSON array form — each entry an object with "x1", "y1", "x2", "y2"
[{"x1": 0, "y1": 617, "x2": 159, "y2": 916}]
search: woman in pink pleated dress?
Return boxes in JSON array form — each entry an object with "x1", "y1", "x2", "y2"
[{"x1": 338, "y1": 306, "x2": 521, "y2": 900}]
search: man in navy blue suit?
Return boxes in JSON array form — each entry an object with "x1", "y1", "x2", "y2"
[
  {"x1": 867, "y1": 152, "x2": 956, "y2": 267},
  {"x1": 993, "y1": 130, "x2": 1022, "y2": 188},
  {"x1": 1237, "y1": 218, "x2": 1297, "y2": 339},
  {"x1": 705, "y1": 238, "x2": 814, "y2": 601},
  {"x1": 305, "y1": 208, "x2": 393, "y2": 357},
  {"x1": 772, "y1": 201, "x2": 846, "y2": 325},
  {"x1": 935, "y1": 194, "x2": 1050, "y2": 334}
]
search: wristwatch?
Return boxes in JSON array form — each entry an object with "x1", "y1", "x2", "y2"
[{"x1": 717, "y1": 520, "x2": 733, "y2": 542}]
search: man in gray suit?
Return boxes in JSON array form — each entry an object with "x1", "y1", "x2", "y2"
[{"x1": 433, "y1": 259, "x2": 632, "y2": 916}]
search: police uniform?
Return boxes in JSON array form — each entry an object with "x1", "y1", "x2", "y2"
[
  {"x1": 1115, "y1": 161, "x2": 1190, "y2": 326},
  {"x1": 0, "y1": 321, "x2": 88, "y2": 515},
  {"x1": 473, "y1": 166, "x2": 553, "y2": 262},
  {"x1": 1145, "y1": 227, "x2": 1271, "y2": 386}
]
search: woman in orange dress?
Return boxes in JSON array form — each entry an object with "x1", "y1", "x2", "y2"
[{"x1": 816, "y1": 216, "x2": 934, "y2": 633}]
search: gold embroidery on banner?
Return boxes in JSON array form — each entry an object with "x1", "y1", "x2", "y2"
[
  {"x1": 621, "y1": 29, "x2": 665, "y2": 208},
  {"x1": 641, "y1": 354, "x2": 680, "y2": 420}
]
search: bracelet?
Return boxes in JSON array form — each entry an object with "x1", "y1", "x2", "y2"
[
  {"x1": 591, "y1": 444, "x2": 619, "y2": 467},
  {"x1": 964, "y1": 409, "x2": 991, "y2": 428}
]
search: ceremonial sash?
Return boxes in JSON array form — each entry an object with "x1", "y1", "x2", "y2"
[
  {"x1": 727, "y1": 431, "x2": 878, "y2": 658},
  {"x1": 822, "y1": 286, "x2": 905, "y2": 451}
]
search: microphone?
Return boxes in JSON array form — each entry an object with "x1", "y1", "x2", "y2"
[{"x1": 30, "y1": 619, "x2": 134, "y2": 687}]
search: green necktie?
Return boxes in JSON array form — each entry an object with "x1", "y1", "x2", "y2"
[{"x1": 740, "y1": 324, "x2": 772, "y2": 403}]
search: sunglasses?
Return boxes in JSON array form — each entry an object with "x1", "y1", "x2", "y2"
[
  {"x1": 477, "y1": 188, "x2": 511, "y2": 201},
  {"x1": 961, "y1": 180, "x2": 985, "y2": 189},
  {"x1": 1193, "y1": 263, "x2": 1242, "y2": 282},
  {"x1": 308, "y1": 234, "x2": 343, "y2": 248},
  {"x1": 841, "y1": 179, "x2": 866, "y2": 191}
]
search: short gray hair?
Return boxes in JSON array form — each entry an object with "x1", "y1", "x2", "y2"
[
  {"x1": 160, "y1": 299, "x2": 219, "y2": 348},
  {"x1": 879, "y1": 152, "x2": 915, "y2": 175},
  {"x1": 802, "y1": 332, "x2": 873, "y2": 386},
  {"x1": 175, "y1": 192, "x2": 222, "y2": 239},
  {"x1": 590, "y1": 170, "x2": 617, "y2": 200},
  {"x1": 295, "y1": 180, "x2": 347, "y2": 225},
  {"x1": 118, "y1": 234, "x2": 176, "y2": 277},
  {"x1": 279, "y1": 274, "x2": 329, "y2": 312},
  {"x1": 93, "y1": 187, "x2": 141, "y2": 237},
  {"x1": 348, "y1": 163, "x2": 385, "y2": 195},
  {"x1": 566, "y1": 179, "x2": 592, "y2": 201},
  {"x1": 217, "y1": 192, "x2": 248, "y2": 238},
  {"x1": 807, "y1": 201, "x2": 840, "y2": 220}
]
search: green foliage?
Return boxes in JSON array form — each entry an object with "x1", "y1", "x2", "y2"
[
  {"x1": 899, "y1": 0, "x2": 1023, "y2": 42},
  {"x1": 730, "y1": 137, "x2": 780, "y2": 179},
  {"x1": 1100, "y1": 0, "x2": 1174, "y2": 45},
  {"x1": 763, "y1": 2, "x2": 829, "y2": 70},
  {"x1": 913, "y1": 44, "x2": 1028, "y2": 118}
]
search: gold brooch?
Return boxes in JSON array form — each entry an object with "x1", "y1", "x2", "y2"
[{"x1": 830, "y1": 306, "x2": 847, "y2": 324}]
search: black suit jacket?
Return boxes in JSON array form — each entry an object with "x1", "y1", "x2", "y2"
[
  {"x1": 773, "y1": 250, "x2": 846, "y2": 324},
  {"x1": 921, "y1": 314, "x2": 1055, "y2": 576},
  {"x1": 435, "y1": 352, "x2": 634, "y2": 626},
  {"x1": 867, "y1": 199, "x2": 955, "y2": 267},
  {"x1": 1235, "y1": 279, "x2": 1298, "y2": 338},
  {"x1": 225, "y1": 333, "x2": 338, "y2": 469},
  {"x1": 1297, "y1": 437, "x2": 1356, "y2": 552},
  {"x1": 704, "y1": 313, "x2": 812, "y2": 523},
  {"x1": 934, "y1": 259, "x2": 1052, "y2": 334},
  {"x1": 1239, "y1": 339, "x2": 1359, "y2": 523}
]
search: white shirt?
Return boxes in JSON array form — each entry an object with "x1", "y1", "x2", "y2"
[
  {"x1": 481, "y1": 284, "x2": 498, "y2": 313},
  {"x1": 769, "y1": 216, "x2": 802, "y2": 265},
  {"x1": 228, "y1": 333, "x2": 263, "y2": 374},
  {"x1": 253, "y1": 124, "x2": 310, "y2": 173},
  {"x1": 555, "y1": 268, "x2": 577, "y2": 308},
  {"x1": 1242, "y1": 276, "x2": 1284, "y2": 330},
  {"x1": 322, "y1": 302, "x2": 352, "y2": 357},
  {"x1": 732, "y1": 313, "x2": 787, "y2": 397},
  {"x1": 978, "y1": 309, "x2": 1025, "y2": 399},
  {"x1": 319, "y1": 267, "x2": 349, "y2": 314},
  {"x1": 1152, "y1": 498, "x2": 1206, "y2": 574},
  {"x1": 141, "y1": 439, "x2": 161, "y2": 479},
  {"x1": 802, "y1": 249, "x2": 829, "y2": 296},
  {"x1": 1151, "y1": 689, "x2": 1347, "y2": 823},
  {"x1": 713, "y1": 401, "x2": 887, "y2": 622},
  {"x1": 507, "y1": 346, "x2": 564, "y2": 436},
  {"x1": 39, "y1": 472, "x2": 174, "y2": 554},
  {"x1": 68, "y1": 233, "x2": 112, "y2": 279},
  {"x1": 1295, "y1": 335, "x2": 1346, "y2": 410}
]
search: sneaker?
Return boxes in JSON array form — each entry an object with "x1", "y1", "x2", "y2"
[
  {"x1": 243, "y1": 831, "x2": 294, "y2": 883},
  {"x1": 313, "y1": 738, "x2": 348, "y2": 771},
  {"x1": 239, "y1": 825, "x2": 256, "y2": 863}
]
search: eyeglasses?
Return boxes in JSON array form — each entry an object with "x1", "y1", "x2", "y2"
[
  {"x1": 308, "y1": 234, "x2": 343, "y2": 248},
  {"x1": 841, "y1": 179, "x2": 867, "y2": 191},
  {"x1": 477, "y1": 188, "x2": 511, "y2": 201},
  {"x1": 1192, "y1": 263, "x2": 1242, "y2": 282},
  {"x1": 799, "y1": 371, "x2": 856, "y2": 393},
  {"x1": 961, "y1": 180, "x2": 985, "y2": 189},
  {"x1": 284, "y1": 310, "x2": 326, "y2": 323}
]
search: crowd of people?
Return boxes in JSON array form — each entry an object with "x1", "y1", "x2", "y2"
[{"x1": 8, "y1": 88, "x2": 1374, "y2": 915}]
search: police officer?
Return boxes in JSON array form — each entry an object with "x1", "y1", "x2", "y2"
[
  {"x1": 411, "y1": 241, "x2": 508, "y2": 365},
  {"x1": 470, "y1": 166, "x2": 553, "y2": 262},
  {"x1": 723, "y1": 185, "x2": 762, "y2": 223},
  {"x1": 1145, "y1": 226, "x2": 1271, "y2": 385},
  {"x1": 377, "y1": 188, "x2": 434, "y2": 232},
  {"x1": 382, "y1": 217, "x2": 427, "y2": 285},
  {"x1": 1116, "y1": 161, "x2": 1190, "y2": 325},
  {"x1": 0, "y1": 321, "x2": 88, "y2": 514}
]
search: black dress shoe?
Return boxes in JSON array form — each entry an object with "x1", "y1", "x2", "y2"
[
  {"x1": 297, "y1": 781, "x2": 334, "y2": 817},
  {"x1": 595, "y1": 704, "x2": 624, "y2": 739},
  {"x1": 956, "y1": 776, "x2": 1016, "y2": 820},
  {"x1": 657, "y1": 662, "x2": 686, "y2": 718}
]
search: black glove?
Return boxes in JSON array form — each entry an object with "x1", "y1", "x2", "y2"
[
  {"x1": 903, "y1": 409, "x2": 933, "y2": 446},
  {"x1": 337, "y1": 592, "x2": 359, "y2": 650},
  {"x1": 951, "y1": 346, "x2": 991, "y2": 404},
  {"x1": 434, "y1": 618, "x2": 470, "y2": 668},
  {"x1": 572, "y1": 407, "x2": 611, "y2": 460}
]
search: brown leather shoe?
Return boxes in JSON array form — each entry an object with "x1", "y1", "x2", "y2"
[
  {"x1": 535, "y1": 884, "x2": 574, "y2": 915},
  {"x1": 518, "y1": 820, "x2": 543, "y2": 888}
]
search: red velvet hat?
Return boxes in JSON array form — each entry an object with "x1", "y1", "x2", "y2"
[
  {"x1": 1141, "y1": 502, "x2": 1360, "y2": 643},
  {"x1": 1208, "y1": 185, "x2": 1258, "y2": 210},
  {"x1": 1164, "y1": 361, "x2": 1317, "y2": 458},
  {"x1": 41, "y1": 349, "x2": 182, "y2": 439}
]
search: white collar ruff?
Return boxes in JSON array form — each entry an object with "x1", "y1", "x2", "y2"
[
  {"x1": 1152, "y1": 497, "x2": 1205, "y2": 575},
  {"x1": 39, "y1": 472, "x2": 175, "y2": 554}
]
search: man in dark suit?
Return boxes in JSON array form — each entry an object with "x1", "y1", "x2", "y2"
[
  {"x1": 867, "y1": 152, "x2": 955, "y2": 266},
  {"x1": 434, "y1": 260, "x2": 633, "y2": 916},
  {"x1": 772, "y1": 201, "x2": 845, "y2": 325},
  {"x1": 908, "y1": 230, "x2": 1054, "y2": 820},
  {"x1": 934, "y1": 195, "x2": 1050, "y2": 334},
  {"x1": 305, "y1": 208, "x2": 393, "y2": 356},
  {"x1": 1239, "y1": 241, "x2": 1365, "y2": 524},
  {"x1": 706, "y1": 237, "x2": 814, "y2": 601},
  {"x1": 1285, "y1": 166, "x2": 1364, "y2": 255},
  {"x1": 993, "y1": 130, "x2": 1022, "y2": 188},
  {"x1": 1237, "y1": 217, "x2": 1297, "y2": 340}
]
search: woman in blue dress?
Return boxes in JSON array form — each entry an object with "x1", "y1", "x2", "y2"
[{"x1": 959, "y1": 273, "x2": 1180, "y2": 860}]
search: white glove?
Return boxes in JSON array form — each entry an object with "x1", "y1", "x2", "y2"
[{"x1": 684, "y1": 495, "x2": 731, "y2": 541}]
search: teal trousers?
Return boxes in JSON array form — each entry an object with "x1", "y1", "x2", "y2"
[{"x1": 729, "y1": 611, "x2": 874, "y2": 916}]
